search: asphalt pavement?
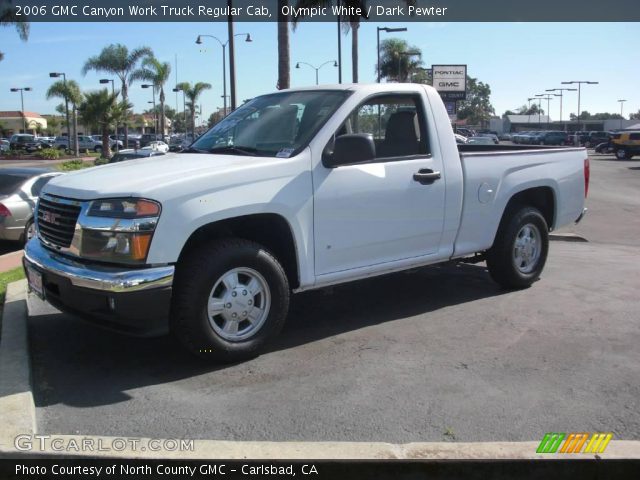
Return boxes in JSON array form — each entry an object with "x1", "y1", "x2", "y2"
[{"x1": 24, "y1": 152, "x2": 640, "y2": 443}]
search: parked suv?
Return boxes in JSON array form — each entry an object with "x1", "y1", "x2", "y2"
[
  {"x1": 9, "y1": 134, "x2": 42, "y2": 152},
  {"x1": 584, "y1": 131, "x2": 610, "y2": 148},
  {"x1": 610, "y1": 131, "x2": 640, "y2": 160},
  {"x1": 54, "y1": 135, "x2": 103, "y2": 152},
  {"x1": 536, "y1": 131, "x2": 568, "y2": 146}
]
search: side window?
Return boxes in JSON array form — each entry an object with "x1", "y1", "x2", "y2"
[
  {"x1": 629, "y1": 133, "x2": 640, "y2": 140},
  {"x1": 31, "y1": 176, "x2": 54, "y2": 197},
  {"x1": 340, "y1": 94, "x2": 429, "y2": 160}
]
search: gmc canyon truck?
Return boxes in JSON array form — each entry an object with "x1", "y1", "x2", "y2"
[{"x1": 24, "y1": 84, "x2": 589, "y2": 362}]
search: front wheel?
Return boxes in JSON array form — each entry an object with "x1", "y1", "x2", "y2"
[
  {"x1": 171, "y1": 238, "x2": 290, "y2": 362},
  {"x1": 22, "y1": 219, "x2": 35, "y2": 245},
  {"x1": 486, "y1": 206, "x2": 549, "y2": 290}
]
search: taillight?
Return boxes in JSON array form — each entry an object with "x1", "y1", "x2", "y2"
[
  {"x1": 0, "y1": 203, "x2": 11, "y2": 217},
  {"x1": 584, "y1": 158, "x2": 590, "y2": 198}
]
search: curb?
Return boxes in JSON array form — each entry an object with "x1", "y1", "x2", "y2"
[
  {"x1": 0, "y1": 251, "x2": 24, "y2": 273},
  {"x1": 0, "y1": 280, "x2": 36, "y2": 453},
  {"x1": 1, "y1": 281, "x2": 638, "y2": 460},
  {"x1": 549, "y1": 233, "x2": 588, "y2": 243}
]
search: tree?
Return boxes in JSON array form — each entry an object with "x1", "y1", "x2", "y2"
[
  {"x1": 82, "y1": 44, "x2": 153, "y2": 147},
  {"x1": 0, "y1": 1, "x2": 29, "y2": 62},
  {"x1": 208, "y1": 110, "x2": 225, "y2": 128},
  {"x1": 378, "y1": 38, "x2": 423, "y2": 83},
  {"x1": 176, "y1": 82, "x2": 211, "y2": 136},
  {"x1": 630, "y1": 109, "x2": 640, "y2": 120},
  {"x1": 277, "y1": 0, "x2": 290, "y2": 90},
  {"x1": 46, "y1": 116, "x2": 61, "y2": 136},
  {"x1": 79, "y1": 89, "x2": 130, "y2": 158},
  {"x1": 456, "y1": 76, "x2": 495, "y2": 127},
  {"x1": 130, "y1": 55, "x2": 171, "y2": 135},
  {"x1": 46, "y1": 80, "x2": 83, "y2": 156}
]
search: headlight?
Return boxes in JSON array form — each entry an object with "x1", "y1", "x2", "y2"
[
  {"x1": 80, "y1": 198, "x2": 161, "y2": 264},
  {"x1": 87, "y1": 198, "x2": 160, "y2": 218}
]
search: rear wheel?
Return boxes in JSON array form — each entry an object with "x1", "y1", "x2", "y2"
[
  {"x1": 486, "y1": 206, "x2": 549, "y2": 290},
  {"x1": 171, "y1": 238, "x2": 290, "y2": 362},
  {"x1": 94, "y1": 145, "x2": 102, "y2": 153},
  {"x1": 615, "y1": 148, "x2": 630, "y2": 160}
]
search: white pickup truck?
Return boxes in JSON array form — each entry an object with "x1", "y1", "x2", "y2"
[{"x1": 24, "y1": 84, "x2": 589, "y2": 362}]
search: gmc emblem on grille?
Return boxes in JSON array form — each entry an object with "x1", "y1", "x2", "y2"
[{"x1": 42, "y1": 211, "x2": 60, "y2": 224}]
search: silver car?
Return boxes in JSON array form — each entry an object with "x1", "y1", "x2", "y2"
[{"x1": 0, "y1": 168, "x2": 63, "y2": 243}]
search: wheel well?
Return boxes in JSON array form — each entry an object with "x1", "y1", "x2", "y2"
[
  {"x1": 503, "y1": 187, "x2": 555, "y2": 231},
  {"x1": 178, "y1": 213, "x2": 300, "y2": 289}
]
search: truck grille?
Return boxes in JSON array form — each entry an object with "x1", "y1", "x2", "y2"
[{"x1": 37, "y1": 196, "x2": 81, "y2": 248}]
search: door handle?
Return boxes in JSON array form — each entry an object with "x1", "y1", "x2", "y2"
[{"x1": 413, "y1": 169, "x2": 441, "y2": 185}]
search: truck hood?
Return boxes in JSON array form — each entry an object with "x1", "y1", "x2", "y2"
[{"x1": 43, "y1": 152, "x2": 282, "y2": 200}]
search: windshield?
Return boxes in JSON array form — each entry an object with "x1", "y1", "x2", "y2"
[{"x1": 190, "y1": 90, "x2": 350, "y2": 157}]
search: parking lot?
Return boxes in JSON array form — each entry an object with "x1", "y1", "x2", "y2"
[{"x1": 26, "y1": 152, "x2": 640, "y2": 443}]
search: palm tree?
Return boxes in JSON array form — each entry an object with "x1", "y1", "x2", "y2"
[
  {"x1": 130, "y1": 56, "x2": 171, "y2": 136},
  {"x1": 0, "y1": 1, "x2": 29, "y2": 62},
  {"x1": 277, "y1": 0, "x2": 290, "y2": 90},
  {"x1": 46, "y1": 80, "x2": 83, "y2": 157},
  {"x1": 176, "y1": 82, "x2": 211, "y2": 136},
  {"x1": 82, "y1": 44, "x2": 152, "y2": 147},
  {"x1": 378, "y1": 38, "x2": 423, "y2": 83},
  {"x1": 78, "y1": 89, "x2": 130, "y2": 158}
]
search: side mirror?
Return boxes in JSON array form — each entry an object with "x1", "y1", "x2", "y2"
[{"x1": 323, "y1": 133, "x2": 376, "y2": 168}]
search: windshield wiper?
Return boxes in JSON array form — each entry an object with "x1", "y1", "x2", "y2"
[
  {"x1": 181, "y1": 146, "x2": 207, "y2": 153},
  {"x1": 209, "y1": 145, "x2": 259, "y2": 156}
]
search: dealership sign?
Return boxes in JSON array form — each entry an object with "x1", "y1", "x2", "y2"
[{"x1": 432, "y1": 65, "x2": 467, "y2": 101}]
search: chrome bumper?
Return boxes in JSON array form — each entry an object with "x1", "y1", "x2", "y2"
[{"x1": 23, "y1": 238, "x2": 174, "y2": 293}]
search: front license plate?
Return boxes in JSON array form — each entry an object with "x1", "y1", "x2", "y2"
[{"x1": 26, "y1": 266, "x2": 45, "y2": 300}]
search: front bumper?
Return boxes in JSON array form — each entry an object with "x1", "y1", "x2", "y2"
[{"x1": 23, "y1": 238, "x2": 174, "y2": 336}]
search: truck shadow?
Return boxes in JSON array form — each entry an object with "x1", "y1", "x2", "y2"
[{"x1": 29, "y1": 262, "x2": 507, "y2": 409}]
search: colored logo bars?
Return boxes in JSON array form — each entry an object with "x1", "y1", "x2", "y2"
[{"x1": 537, "y1": 433, "x2": 613, "y2": 454}]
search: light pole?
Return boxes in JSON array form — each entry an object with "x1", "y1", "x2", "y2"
[
  {"x1": 536, "y1": 94, "x2": 557, "y2": 129},
  {"x1": 296, "y1": 61, "x2": 338, "y2": 85},
  {"x1": 545, "y1": 87, "x2": 576, "y2": 129},
  {"x1": 141, "y1": 84, "x2": 157, "y2": 134},
  {"x1": 196, "y1": 32, "x2": 251, "y2": 116},
  {"x1": 618, "y1": 99, "x2": 627, "y2": 130},
  {"x1": 49, "y1": 72, "x2": 70, "y2": 142},
  {"x1": 10, "y1": 87, "x2": 32, "y2": 133},
  {"x1": 561, "y1": 80, "x2": 599, "y2": 134},
  {"x1": 377, "y1": 26, "x2": 407, "y2": 83},
  {"x1": 173, "y1": 86, "x2": 187, "y2": 135}
]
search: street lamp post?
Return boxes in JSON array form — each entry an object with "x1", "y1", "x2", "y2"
[
  {"x1": 49, "y1": 72, "x2": 71, "y2": 143},
  {"x1": 618, "y1": 99, "x2": 627, "y2": 130},
  {"x1": 10, "y1": 87, "x2": 32, "y2": 133},
  {"x1": 296, "y1": 61, "x2": 338, "y2": 85},
  {"x1": 141, "y1": 84, "x2": 157, "y2": 134},
  {"x1": 196, "y1": 32, "x2": 251, "y2": 117},
  {"x1": 545, "y1": 87, "x2": 577, "y2": 129},
  {"x1": 536, "y1": 94, "x2": 557, "y2": 129},
  {"x1": 173, "y1": 86, "x2": 187, "y2": 135},
  {"x1": 561, "y1": 80, "x2": 599, "y2": 135},
  {"x1": 377, "y1": 26, "x2": 407, "y2": 83},
  {"x1": 100, "y1": 79, "x2": 117, "y2": 151}
]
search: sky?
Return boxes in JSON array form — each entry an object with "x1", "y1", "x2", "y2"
[{"x1": 1, "y1": 21, "x2": 639, "y2": 124}]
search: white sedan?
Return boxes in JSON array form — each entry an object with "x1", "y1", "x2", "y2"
[{"x1": 141, "y1": 141, "x2": 170, "y2": 153}]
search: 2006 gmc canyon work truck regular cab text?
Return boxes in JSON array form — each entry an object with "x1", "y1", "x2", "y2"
[{"x1": 24, "y1": 84, "x2": 589, "y2": 362}]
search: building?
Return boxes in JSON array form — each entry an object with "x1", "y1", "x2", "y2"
[
  {"x1": 490, "y1": 115, "x2": 639, "y2": 134},
  {"x1": 0, "y1": 111, "x2": 47, "y2": 135}
]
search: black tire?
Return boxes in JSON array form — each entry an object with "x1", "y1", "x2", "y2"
[
  {"x1": 615, "y1": 148, "x2": 630, "y2": 160},
  {"x1": 94, "y1": 145, "x2": 102, "y2": 153},
  {"x1": 22, "y1": 218, "x2": 35, "y2": 245},
  {"x1": 486, "y1": 206, "x2": 549, "y2": 290},
  {"x1": 171, "y1": 238, "x2": 290, "y2": 362}
]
